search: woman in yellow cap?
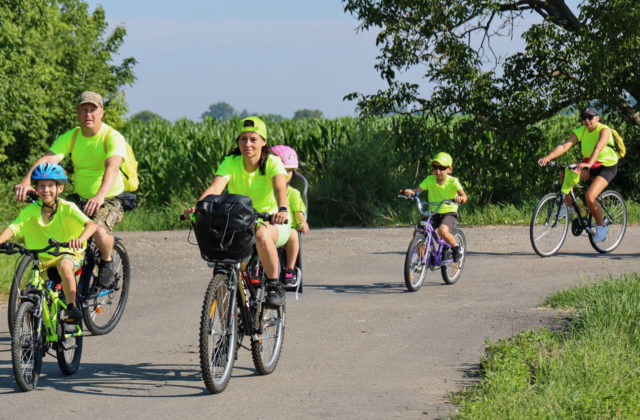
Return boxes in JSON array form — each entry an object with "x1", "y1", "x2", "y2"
[
  {"x1": 402, "y1": 152, "x2": 468, "y2": 262},
  {"x1": 185, "y1": 116, "x2": 290, "y2": 306}
]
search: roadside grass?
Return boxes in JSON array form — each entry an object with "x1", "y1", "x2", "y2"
[{"x1": 451, "y1": 274, "x2": 640, "y2": 419}]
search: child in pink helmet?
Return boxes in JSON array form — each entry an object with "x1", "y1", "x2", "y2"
[{"x1": 271, "y1": 145, "x2": 309, "y2": 286}]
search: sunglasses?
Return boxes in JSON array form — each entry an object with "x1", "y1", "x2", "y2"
[
  {"x1": 432, "y1": 164, "x2": 449, "y2": 171},
  {"x1": 581, "y1": 115, "x2": 595, "y2": 121}
]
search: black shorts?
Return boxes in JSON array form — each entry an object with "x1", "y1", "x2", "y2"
[
  {"x1": 430, "y1": 212, "x2": 458, "y2": 231},
  {"x1": 589, "y1": 164, "x2": 618, "y2": 184}
]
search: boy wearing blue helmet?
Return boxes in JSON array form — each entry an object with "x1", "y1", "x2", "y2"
[{"x1": 0, "y1": 163, "x2": 97, "y2": 323}]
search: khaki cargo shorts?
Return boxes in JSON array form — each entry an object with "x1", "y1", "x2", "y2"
[{"x1": 93, "y1": 197, "x2": 124, "y2": 232}]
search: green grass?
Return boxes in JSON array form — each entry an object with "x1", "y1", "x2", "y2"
[{"x1": 452, "y1": 274, "x2": 640, "y2": 419}]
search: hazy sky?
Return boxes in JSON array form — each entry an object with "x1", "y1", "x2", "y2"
[{"x1": 84, "y1": 1, "x2": 560, "y2": 121}]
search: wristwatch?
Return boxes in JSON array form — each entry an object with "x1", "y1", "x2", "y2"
[{"x1": 278, "y1": 206, "x2": 288, "y2": 213}]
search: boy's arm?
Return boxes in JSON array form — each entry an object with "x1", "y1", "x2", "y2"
[
  {"x1": 296, "y1": 211, "x2": 309, "y2": 233},
  {"x1": 68, "y1": 221, "x2": 98, "y2": 250},
  {"x1": 0, "y1": 227, "x2": 14, "y2": 245},
  {"x1": 455, "y1": 189, "x2": 468, "y2": 204}
]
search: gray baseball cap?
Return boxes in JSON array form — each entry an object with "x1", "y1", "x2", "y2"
[{"x1": 77, "y1": 91, "x2": 103, "y2": 108}]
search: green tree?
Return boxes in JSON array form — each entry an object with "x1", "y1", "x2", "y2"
[
  {"x1": 201, "y1": 102, "x2": 237, "y2": 120},
  {"x1": 131, "y1": 110, "x2": 166, "y2": 122},
  {"x1": 0, "y1": 0, "x2": 136, "y2": 178},
  {"x1": 293, "y1": 109, "x2": 324, "y2": 119},
  {"x1": 342, "y1": 0, "x2": 640, "y2": 132}
]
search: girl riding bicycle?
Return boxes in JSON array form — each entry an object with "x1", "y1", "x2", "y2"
[
  {"x1": 402, "y1": 152, "x2": 468, "y2": 262},
  {"x1": 538, "y1": 106, "x2": 619, "y2": 243},
  {"x1": 184, "y1": 117, "x2": 290, "y2": 307},
  {"x1": 0, "y1": 163, "x2": 97, "y2": 323}
]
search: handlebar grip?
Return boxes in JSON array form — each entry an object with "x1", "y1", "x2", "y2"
[{"x1": 26, "y1": 191, "x2": 39, "y2": 203}]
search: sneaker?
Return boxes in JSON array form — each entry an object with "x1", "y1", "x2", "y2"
[
  {"x1": 592, "y1": 224, "x2": 608, "y2": 243},
  {"x1": 97, "y1": 259, "x2": 115, "y2": 287},
  {"x1": 265, "y1": 279, "x2": 285, "y2": 307},
  {"x1": 65, "y1": 304, "x2": 83, "y2": 324},
  {"x1": 452, "y1": 246, "x2": 463, "y2": 262},
  {"x1": 282, "y1": 268, "x2": 297, "y2": 286}
]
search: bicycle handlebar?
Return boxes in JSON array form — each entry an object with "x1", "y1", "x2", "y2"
[
  {"x1": 398, "y1": 190, "x2": 457, "y2": 216},
  {"x1": 179, "y1": 211, "x2": 278, "y2": 223},
  {"x1": 541, "y1": 161, "x2": 578, "y2": 171},
  {"x1": 0, "y1": 238, "x2": 73, "y2": 258}
]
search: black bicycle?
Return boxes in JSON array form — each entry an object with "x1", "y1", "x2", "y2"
[
  {"x1": 530, "y1": 161, "x2": 627, "y2": 257},
  {"x1": 7, "y1": 193, "x2": 131, "y2": 335},
  {"x1": 183, "y1": 206, "x2": 285, "y2": 394}
]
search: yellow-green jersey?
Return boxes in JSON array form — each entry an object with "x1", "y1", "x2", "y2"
[
  {"x1": 418, "y1": 175, "x2": 463, "y2": 213},
  {"x1": 286, "y1": 186, "x2": 306, "y2": 229},
  {"x1": 215, "y1": 154, "x2": 287, "y2": 213},
  {"x1": 573, "y1": 123, "x2": 619, "y2": 167},
  {"x1": 49, "y1": 124, "x2": 127, "y2": 199},
  {"x1": 8, "y1": 199, "x2": 90, "y2": 261}
]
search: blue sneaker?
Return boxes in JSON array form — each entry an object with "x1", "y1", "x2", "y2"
[{"x1": 592, "y1": 225, "x2": 608, "y2": 243}]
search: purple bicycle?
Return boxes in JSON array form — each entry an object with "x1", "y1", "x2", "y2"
[{"x1": 399, "y1": 192, "x2": 467, "y2": 292}]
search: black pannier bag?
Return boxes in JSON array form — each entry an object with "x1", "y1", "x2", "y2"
[{"x1": 193, "y1": 194, "x2": 257, "y2": 261}]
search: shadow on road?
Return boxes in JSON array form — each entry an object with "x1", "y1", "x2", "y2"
[
  {"x1": 306, "y1": 281, "x2": 449, "y2": 294},
  {"x1": 467, "y1": 250, "x2": 639, "y2": 259}
]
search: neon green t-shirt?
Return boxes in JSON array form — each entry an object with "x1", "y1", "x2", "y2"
[
  {"x1": 49, "y1": 124, "x2": 127, "y2": 199},
  {"x1": 287, "y1": 186, "x2": 306, "y2": 229},
  {"x1": 8, "y1": 199, "x2": 90, "y2": 261},
  {"x1": 573, "y1": 123, "x2": 618, "y2": 167},
  {"x1": 418, "y1": 175, "x2": 463, "y2": 213},
  {"x1": 215, "y1": 154, "x2": 287, "y2": 213}
]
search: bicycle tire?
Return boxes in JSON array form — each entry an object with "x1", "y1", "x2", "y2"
[
  {"x1": 530, "y1": 193, "x2": 569, "y2": 257},
  {"x1": 200, "y1": 273, "x2": 238, "y2": 394},
  {"x1": 251, "y1": 304, "x2": 285, "y2": 375},
  {"x1": 56, "y1": 321, "x2": 83, "y2": 376},
  {"x1": 11, "y1": 300, "x2": 43, "y2": 392},
  {"x1": 588, "y1": 190, "x2": 627, "y2": 253},
  {"x1": 403, "y1": 233, "x2": 430, "y2": 292},
  {"x1": 82, "y1": 241, "x2": 130, "y2": 335},
  {"x1": 7, "y1": 255, "x2": 33, "y2": 335},
  {"x1": 441, "y1": 229, "x2": 466, "y2": 285}
]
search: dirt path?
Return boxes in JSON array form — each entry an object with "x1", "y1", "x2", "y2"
[{"x1": 0, "y1": 226, "x2": 638, "y2": 419}]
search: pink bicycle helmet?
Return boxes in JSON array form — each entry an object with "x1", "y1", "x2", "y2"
[{"x1": 271, "y1": 145, "x2": 299, "y2": 169}]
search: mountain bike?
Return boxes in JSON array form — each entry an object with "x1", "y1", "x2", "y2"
[
  {"x1": 1, "y1": 240, "x2": 83, "y2": 391},
  {"x1": 7, "y1": 192, "x2": 131, "y2": 336},
  {"x1": 182, "y1": 210, "x2": 285, "y2": 394},
  {"x1": 398, "y1": 192, "x2": 467, "y2": 292},
  {"x1": 530, "y1": 161, "x2": 627, "y2": 257}
]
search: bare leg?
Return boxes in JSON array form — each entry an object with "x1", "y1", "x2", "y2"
[
  {"x1": 255, "y1": 224, "x2": 280, "y2": 279},
  {"x1": 94, "y1": 225, "x2": 114, "y2": 262},
  {"x1": 437, "y1": 224, "x2": 458, "y2": 248},
  {"x1": 58, "y1": 258, "x2": 77, "y2": 305},
  {"x1": 585, "y1": 176, "x2": 609, "y2": 226},
  {"x1": 284, "y1": 232, "x2": 299, "y2": 270}
]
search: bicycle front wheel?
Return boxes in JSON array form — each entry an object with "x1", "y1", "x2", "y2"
[
  {"x1": 83, "y1": 241, "x2": 130, "y2": 335},
  {"x1": 589, "y1": 190, "x2": 627, "y2": 253},
  {"x1": 403, "y1": 233, "x2": 430, "y2": 292},
  {"x1": 200, "y1": 273, "x2": 237, "y2": 394},
  {"x1": 530, "y1": 193, "x2": 569, "y2": 257},
  {"x1": 252, "y1": 304, "x2": 285, "y2": 375},
  {"x1": 11, "y1": 301, "x2": 43, "y2": 392},
  {"x1": 441, "y1": 229, "x2": 466, "y2": 285},
  {"x1": 8, "y1": 255, "x2": 33, "y2": 335}
]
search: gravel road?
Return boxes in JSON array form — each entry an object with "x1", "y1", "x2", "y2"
[{"x1": 0, "y1": 226, "x2": 638, "y2": 419}]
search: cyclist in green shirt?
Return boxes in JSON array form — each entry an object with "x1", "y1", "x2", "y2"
[
  {"x1": 1, "y1": 163, "x2": 97, "y2": 323},
  {"x1": 402, "y1": 152, "x2": 468, "y2": 262},
  {"x1": 14, "y1": 91, "x2": 126, "y2": 287},
  {"x1": 538, "y1": 106, "x2": 618, "y2": 243},
  {"x1": 185, "y1": 117, "x2": 290, "y2": 306}
]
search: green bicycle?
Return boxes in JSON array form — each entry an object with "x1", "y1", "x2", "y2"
[{"x1": 1, "y1": 239, "x2": 83, "y2": 391}]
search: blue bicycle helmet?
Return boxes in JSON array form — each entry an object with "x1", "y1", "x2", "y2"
[{"x1": 31, "y1": 163, "x2": 68, "y2": 184}]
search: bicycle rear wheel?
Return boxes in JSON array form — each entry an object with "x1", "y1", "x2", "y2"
[
  {"x1": 251, "y1": 304, "x2": 285, "y2": 375},
  {"x1": 82, "y1": 241, "x2": 130, "y2": 335},
  {"x1": 530, "y1": 193, "x2": 569, "y2": 257},
  {"x1": 441, "y1": 229, "x2": 466, "y2": 285},
  {"x1": 11, "y1": 301, "x2": 43, "y2": 392},
  {"x1": 589, "y1": 190, "x2": 627, "y2": 253},
  {"x1": 403, "y1": 233, "x2": 430, "y2": 292},
  {"x1": 56, "y1": 321, "x2": 83, "y2": 375},
  {"x1": 200, "y1": 273, "x2": 237, "y2": 394},
  {"x1": 7, "y1": 255, "x2": 33, "y2": 335}
]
